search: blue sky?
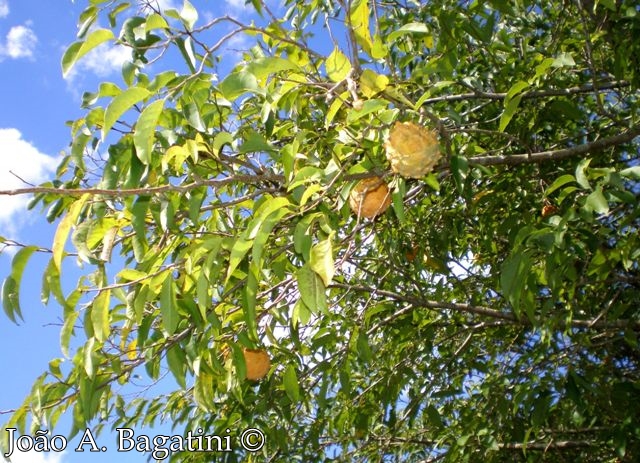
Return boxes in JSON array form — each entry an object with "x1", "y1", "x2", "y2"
[{"x1": 0, "y1": 1, "x2": 280, "y2": 462}]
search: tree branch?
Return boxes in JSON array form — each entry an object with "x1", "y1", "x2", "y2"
[
  {"x1": 331, "y1": 282, "x2": 640, "y2": 331},
  {"x1": 417, "y1": 80, "x2": 631, "y2": 106},
  {"x1": 0, "y1": 173, "x2": 284, "y2": 198},
  {"x1": 498, "y1": 440, "x2": 594, "y2": 451},
  {"x1": 467, "y1": 124, "x2": 640, "y2": 167}
]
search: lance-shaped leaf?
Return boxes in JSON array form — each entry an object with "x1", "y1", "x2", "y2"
[
  {"x1": 52, "y1": 193, "x2": 90, "y2": 271},
  {"x1": 309, "y1": 233, "x2": 335, "y2": 287},
  {"x1": 160, "y1": 275, "x2": 178, "y2": 335},
  {"x1": 103, "y1": 86, "x2": 151, "y2": 141},
  {"x1": 2, "y1": 246, "x2": 38, "y2": 323},
  {"x1": 133, "y1": 98, "x2": 165, "y2": 165},
  {"x1": 296, "y1": 264, "x2": 327, "y2": 314},
  {"x1": 62, "y1": 28, "x2": 115, "y2": 77}
]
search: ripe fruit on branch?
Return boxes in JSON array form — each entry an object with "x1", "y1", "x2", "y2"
[
  {"x1": 385, "y1": 122, "x2": 441, "y2": 178},
  {"x1": 349, "y1": 176, "x2": 392, "y2": 218},
  {"x1": 541, "y1": 204, "x2": 559, "y2": 217},
  {"x1": 243, "y1": 348, "x2": 271, "y2": 381}
]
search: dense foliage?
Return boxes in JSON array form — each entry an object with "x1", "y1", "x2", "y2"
[{"x1": 2, "y1": 0, "x2": 640, "y2": 461}]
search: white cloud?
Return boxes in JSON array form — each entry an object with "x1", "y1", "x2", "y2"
[
  {"x1": 64, "y1": 42, "x2": 130, "y2": 83},
  {"x1": 6, "y1": 450, "x2": 66, "y2": 463},
  {"x1": 139, "y1": 0, "x2": 179, "y2": 12},
  {"x1": 226, "y1": 0, "x2": 250, "y2": 11},
  {"x1": 0, "y1": 0, "x2": 9, "y2": 19},
  {"x1": 1, "y1": 24, "x2": 37, "y2": 59},
  {"x1": 156, "y1": 0, "x2": 180, "y2": 10},
  {"x1": 0, "y1": 128, "x2": 58, "y2": 237}
]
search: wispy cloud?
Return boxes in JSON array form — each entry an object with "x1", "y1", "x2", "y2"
[
  {"x1": 0, "y1": 0, "x2": 9, "y2": 19},
  {"x1": 226, "y1": 0, "x2": 250, "y2": 12},
  {"x1": 139, "y1": 0, "x2": 180, "y2": 13},
  {"x1": 0, "y1": 24, "x2": 37, "y2": 59},
  {"x1": 66, "y1": 42, "x2": 130, "y2": 79},
  {"x1": 0, "y1": 128, "x2": 58, "y2": 238}
]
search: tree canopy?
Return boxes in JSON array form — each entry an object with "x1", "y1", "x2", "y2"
[{"x1": 2, "y1": 0, "x2": 640, "y2": 461}]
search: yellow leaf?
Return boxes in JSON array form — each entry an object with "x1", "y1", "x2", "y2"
[
  {"x1": 350, "y1": 0, "x2": 372, "y2": 55},
  {"x1": 360, "y1": 69, "x2": 389, "y2": 98},
  {"x1": 52, "y1": 193, "x2": 90, "y2": 270},
  {"x1": 326, "y1": 48, "x2": 352, "y2": 82}
]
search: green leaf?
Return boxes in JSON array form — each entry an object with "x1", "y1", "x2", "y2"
[
  {"x1": 283, "y1": 364, "x2": 301, "y2": 403},
  {"x1": 544, "y1": 174, "x2": 576, "y2": 197},
  {"x1": 296, "y1": 264, "x2": 327, "y2": 314},
  {"x1": 500, "y1": 252, "x2": 531, "y2": 318},
  {"x1": 225, "y1": 197, "x2": 291, "y2": 283},
  {"x1": 103, "y1": 86, "x2": 151, "y2": 140},
  {"x1": 326, "y1": 47, "x2": 352, "y2": 83},
  {"x1": 414, "y1": 80, "x2": 455, "y2": 109},
  {"x1": 3, "y1": 246, "x2": 38, "y2": 323},
  {"x1": 552, "y1": 52, "x2": 575, "y2": 67},
  {"x1": 194, "y1": 370, "x2": 215, "y2": 411},
  {"x1": 166, "y1": 345, "x2": 187, "y2": 389},
  {"x1": 219, "y1": 71, "x2": 259, "y2": 100},
  {"x1": 292, "y1": 299, "x2": 311, "y2": 327},
  {"x1": 2, "y1": 277, "x2": 19, "y2": 324},
  {"x1": 160, "y1": 275, "x2": 178, "y2": 335},
  {"x1": 245, "y1": 57, "x2": 298, "y2": 82},
  {"x1": 133, "y1": 98, "x2": 164, "y2": 164},
  {"x1": 145, "y1": 13, "x2": 169, "y2": 32},
  {"x1": 325, "y1": 91, "x2": 348, "y2": 128},
  {"x1": 346, "y1": 98, "x2": 388, "y2": 122},
  {"x1": 238, "y1": 131, "x2": 274, "y2": 154},
  {"x1": 83, "y1": 337, "x2": 96, "y2": 378},
  {"x1": 91, "y1": 289, "x2": 111, "y2": 343},
  {"x1": 355, "y1": 331, "x2": 372, "y2": 363},
  {"x1": 575, "y1": 158, "x2": 592, "y2": 190},
  {"x1": 117, "y1": 268, "x2": 148, "y2": 282},
  {"x1": 499, "y1": 94, "x2": 523, "y2": 132},
  {"x1": 450, "y1": 156, "x2": 469, "y2": 194},
  {"x1": 387, "y1": 22, "x2": 428, "y2": 42},
  {"x1": 505, "y1": 80, "x2": 530, "y2": 100},
  {"x1": 60, "y1": 310, "x2": 80, "y2": 358},
  {"x1": 62, "y1": 28, "x2": 115, "y2": 77},
  {"x1": 309, "y1": 233, "x2": 335, "y2": 286},
  {"x1": 175, "y1": 36, "x2": 197, "y2": 73},
  {"x1": 620, "y1": 166, "x2": 640, "y2": 179},
  {"x1": 584, "y1": 187, "x2": 609, "y2": 214}
]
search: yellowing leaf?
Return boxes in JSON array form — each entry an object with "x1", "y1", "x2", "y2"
[
  {"x1": 326, "y1": 47, "x2": 352, "y2": 83},
  {"x1": 359, "y1": 69, "x2": 389, "y2": 98},
  {"x1": 126, "y1": 339, "x2": 138, "y2": 361},
  {"x1": 91, "y1": 289, "x2": 111, "y2": 343},
  {"x1": 180, "y1": 0, "x2": 198, "y2": 30},
  {"x1": 310, "y1": 233, "x2": 335, "y2": 286},
  {"x1": 53, "y1": 194, "x2": 90, "y2": 271},
  {"x1": 350, "y1": 0, "x2": 372, "y2": 54}
]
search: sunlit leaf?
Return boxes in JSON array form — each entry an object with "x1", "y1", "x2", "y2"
[{"x1": 62, "y1": 29, "x2": 115, "y2": 77}]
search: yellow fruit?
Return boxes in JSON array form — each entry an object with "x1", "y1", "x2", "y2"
[
  {"x1": 243, "y1": 348, "x2": 271, "y2": 381},
  {"x1": 385, "y1": 122, "x2": 441, "y2": 178},
  {"x1": 349, "y1": 177, "x2": 392, "y2": 218}
]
